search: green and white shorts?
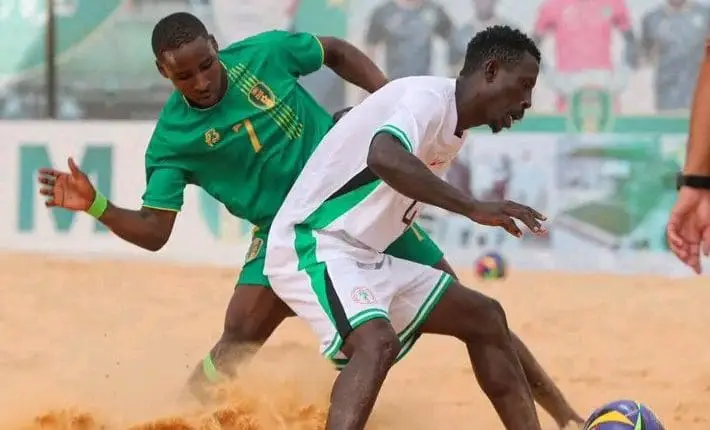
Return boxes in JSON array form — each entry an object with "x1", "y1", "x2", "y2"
[{"x1": 264, "y1": 229, "x2": 453, "y2": 368}]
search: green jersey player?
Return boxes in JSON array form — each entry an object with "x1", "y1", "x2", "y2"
[{"x1": 37, "y1": 13, "x2": 581, "y2": 428}]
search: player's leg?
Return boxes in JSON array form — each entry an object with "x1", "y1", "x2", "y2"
[
  {"x1": 385, "y1": 256, "x2": 540, "y2": 430},
  {"x1": 268, "y1": 251, "x2": 401, "y2": 430},
  {"x1": 386, "y1": 226, "x2": 583, "y2": 427},
  {"x1": 186, "y1": 232, "x2": 294, "y2": 403},
  {"x1": 419, "y1": 281, "x2": 541, "y2": 430},
  {"x1": 331, "y1": 319, "x2": 399, "y2": 430},
  {"x1": 507, "y1": 332, "x2": 583, "y2": 428},
  {"x1": 433, "y1": 259, "x2": 583, "y2": 427}
]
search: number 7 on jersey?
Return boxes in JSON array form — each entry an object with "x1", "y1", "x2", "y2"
[{"x1": 237, "y1": 119, "x2": 262, "y2": 153}]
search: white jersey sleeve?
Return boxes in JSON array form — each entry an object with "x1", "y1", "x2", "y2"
[{"x1": 372, "y1": 88, "x2": 447, "y2": 157}]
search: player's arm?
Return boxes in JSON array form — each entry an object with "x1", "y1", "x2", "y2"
[
  {"x1": 684, "y1": 39, "x2": 710, "y2": 175},
  {"x1": 99, "y1": 206, "x2": 176, "y2": 251},
  {"x1": 38, "y1": 157, "x2": 182, "y2": 251},
  {"x1": 273, "y1": 30, "x2": 387, "y2": 94},
  {"x1": 318, "y1": 36, "x2": 388, "y2": 94},
  {"x1": 366, "y1": 91, "x2": 544, "y2": 235},
  {"x1": 99, "y1": 160, "x2": 184, "y2": 251},
  {"x1": 368, "y1": 133, "x2": 543, "y2": 235},
  {"x1": 366, "y1": 90, "x2": 469, "y2": 216},
  {"x1": 368, "y1": 132, "x2": 476, "y2": 218}
]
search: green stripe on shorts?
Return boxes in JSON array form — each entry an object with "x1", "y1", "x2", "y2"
[
  {"x1": 323, "y1": 308, "x2": 390, "y2": 359},
  {"x1": 328, "y1": 273, "x2": 453, "y2": 368},
  {"x1": 398, "y1": 273, "x2": 453, "y2": 344},
  {"x1": 293, "y1": 179, "x2": 382, "y2": 358}
]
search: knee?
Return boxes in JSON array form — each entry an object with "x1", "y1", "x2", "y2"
[
  {"x1": 459, "y1": 295, "x2": 510, "y2": 345},
  {"x1": 344, "y1": 319, "x2": 401, "y2": 368},
  {"x1": 221, "y1": 303, "x2": 270, "y2": 345},
  {"x1": 220, "y1": 287, "x2": 289, "y2": 345}
]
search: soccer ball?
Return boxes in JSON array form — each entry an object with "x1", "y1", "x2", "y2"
[
  {"x1": 584, "y1": 400, "x2": 665, "y2": 430},
  {"x1": 474, "y1": 252, "x2": 506, "y2": 280}
]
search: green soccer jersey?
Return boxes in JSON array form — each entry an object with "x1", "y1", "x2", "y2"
[{"x1": 142, "y1": 30, "x2": 334, "y2": 229}]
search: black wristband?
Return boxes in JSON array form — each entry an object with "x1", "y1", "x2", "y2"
[{"x1": 676, "y1": 173, "x2": 710, "y2": 190}]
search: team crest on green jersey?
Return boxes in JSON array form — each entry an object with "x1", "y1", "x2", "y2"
[
  {"x1": 229, "y1": 63, "x2": 303, "y2": 140},
  {"x1": 248, "y1": 81, "x2": 276, "y2": 110},
  {"x1": 204, "y1": 128, "x2": 221, "y2": 147}
]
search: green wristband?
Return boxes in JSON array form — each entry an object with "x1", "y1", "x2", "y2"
[{"x1": 86, "y1": 192, "x2": 108, "y2": 219}]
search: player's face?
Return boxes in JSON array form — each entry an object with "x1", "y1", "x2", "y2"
[
  {"x1": 482, "y1": 52, "x2": 539, "y2": 133},
  {"x1": 157, "y1": 36, "x2": 225, "y2": 107}
]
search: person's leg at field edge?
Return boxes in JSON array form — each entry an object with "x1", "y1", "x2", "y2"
[
  {"x1": 434, "y1": 257, "x2": 583, "y2": 428},
  {"x1": 419, "y1": 280, "x2": 542, "y2": 430}
]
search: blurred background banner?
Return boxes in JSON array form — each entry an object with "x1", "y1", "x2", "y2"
[
  {"x1": 0, "y1": 0, "x2": 122, "y2": 81},
  {"x1": 6, "y1": 0, "x2": 709, "y2": 119},
  {"x1": 1, "y1": 0, "x2": 705, "y2": 275}
]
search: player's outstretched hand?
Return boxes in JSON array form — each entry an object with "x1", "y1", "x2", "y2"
[
  {"x1": 468, "y1": 200, "x2": 547, "y2": 238},
  {"x1": 37, "y1": 157, "x2": 96, "y2": 211}
]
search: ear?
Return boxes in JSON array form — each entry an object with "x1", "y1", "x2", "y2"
[
  {"x1": 483, "y1": 59, "x2": 499, "y2": 83},
  {"x1": 209, "y1": 34, "x2": 219, "y2": 52},
  {"x1": 156, "y1": 60, "x2": 168, "y2": 79}
]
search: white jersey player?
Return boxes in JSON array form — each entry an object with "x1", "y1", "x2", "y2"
[
  {"x1": 265, "y1": 77, "x2": 464, "y2": 359},
  {"x1": 265, "y1": 25, "x2": 547, "y2": 430}
]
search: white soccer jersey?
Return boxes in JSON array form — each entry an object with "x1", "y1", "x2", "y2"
[{"x1": 270, "y1": 76, "x2": 464, "y2": 260}]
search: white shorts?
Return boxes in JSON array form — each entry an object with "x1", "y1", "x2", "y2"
[{"x1": 265, "y1": 231, "x2": 453, "y2": 367}]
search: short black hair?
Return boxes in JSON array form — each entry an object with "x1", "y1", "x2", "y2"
[
  {"x1": 460, "y1": 25, "x2": 541, "y2": 76},
  {"x1": 151, "y1": 12, "x2": 209, "y2": 58}
]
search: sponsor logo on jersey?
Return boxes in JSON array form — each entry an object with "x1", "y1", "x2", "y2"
[
  {"x1": 205, "y1": 128, "x2": 221, "y2": 147},
  {"x1": 245, "y1": 237, "x2": 264, "y2": 263},
  {"x1": 248, "y1": 81, "x2": 276, "y2": 110},
  {"x1": 351, "y1": 287, "x2": 376, "y2": 304}
]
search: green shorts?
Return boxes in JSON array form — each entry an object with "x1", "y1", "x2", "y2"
[{"x1": 236, "y1": 222, "x2": 444, "y2": 287}]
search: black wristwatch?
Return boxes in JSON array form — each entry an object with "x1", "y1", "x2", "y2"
[{"x1": 676, "y1": 173, "x2": 710, "y2": 190}]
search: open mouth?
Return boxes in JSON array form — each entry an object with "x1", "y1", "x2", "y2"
[
  {"x1": 502, "y1": 113, "x2": 513, "y2": 128},
  {"x1": 489, "y1": 111, "x2": 524, "y2": 133},
  {"x1": 501, "y1": 111, "x2": 524, "y2": 129}
]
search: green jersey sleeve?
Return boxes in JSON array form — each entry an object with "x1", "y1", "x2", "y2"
[
  {"x1": 269, "y1": 30, "x2": 324, "y2": 77},
  {"x1": 141, "y1": 167, "x2": 186, "y2": 212},
  {"x1": 142, "y1": 127, "x2": 187, "y2": 212}
]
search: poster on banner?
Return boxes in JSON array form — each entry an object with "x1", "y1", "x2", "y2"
[
  {"x1": 553, "y1": 134, "x2": 684, "y2": 253},
  {"x1": 0, "y1": 121, "x2": 700, "y2": 276},
  {"x1": 0, "y1": 0, "x2": 122, "y2": 84},
  {"x1": 210, "y1": 0, "x2": 291, "y2": 45},
  {"x1": 428, "y1": 133, "x2": 558, "y2": 255}
]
